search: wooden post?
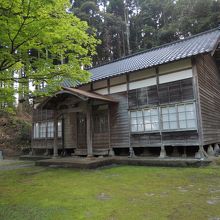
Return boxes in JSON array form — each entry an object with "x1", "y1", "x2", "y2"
[
  {"x1": 53, "y1": 113, "x2": 58, "y2": 157},
  {"x1": 192, "y1": 58, "x2": 204, "y2": 151},
  {"x1": 86, "y1": 104, "x2": 93, "y2": 157}
]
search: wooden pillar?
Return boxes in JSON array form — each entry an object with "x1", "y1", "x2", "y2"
[
  {"x1": 86, "y1": 104, "x2": 93, "y2": 156},
  {"x1": 53, "y1": 114, "x2": 58, "y2": 157}
]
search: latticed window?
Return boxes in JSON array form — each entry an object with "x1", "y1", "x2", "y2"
[
  {"x1": 34, "y1": 123, "x2": 39, "y2": 138},
  {"x1": 47, "y1": 121, "x2": 54, "y2": 138},
  {"x1": 39, "y1": 122, "x2": 46, "y2": 138},
  {"x1": 131, "y1": 108, "x2": 159, "y2": 132},
  {"x1": 131, "y1": 111, "x2": 144, "y2": 132},
  {"x1": 143, "y1": 108, "x2": 159, "y2": 131},
  {"x1": 58, "y1": 120, "x2": 62, "y2": 138},
  {"x1": 161, "y1": 106, "x2": 178, "y2": 130},
  {"x1": 130, "y1": 103, "x2": 197, "y2": 133},
  {"x1": 162, "y1": 103, "x2": 196, "y2": 130},
  {"x1": 178, "y1": 103, "x2": 196, "y2": 129}
]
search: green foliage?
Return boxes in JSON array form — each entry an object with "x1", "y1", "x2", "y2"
[
  {"x1": 0, "y1": 0, "x2": 99, "y2": 108},
  {"x1": 73, "y1": 0, "x2": 220, "y2": 64}
]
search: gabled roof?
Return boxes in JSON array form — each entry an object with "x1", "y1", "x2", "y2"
[
  {"x1": 62, "y1": 87, "x2": 117, "y2": 102},
  {"x1": 89, "y1": 27, "x2": 220, "y2": 81},
  {"x1": 38, "y1": 87, "x2": 117, "y2": 109},
  {"x1": 61, "y1": 27, "x2": 220, "y2": 88}
]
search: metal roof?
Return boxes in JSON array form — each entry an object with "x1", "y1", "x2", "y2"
[
  {"x1": 89, "y1": 27, "x2": 220, "y2": 81},
  {"x1": 61, "y1": 27, "x2": 220, "y2": 88}
]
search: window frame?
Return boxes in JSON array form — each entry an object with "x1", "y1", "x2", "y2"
[
  {"x1": 39, "y1": 122, "x2": 47, "y2": 138},
  {"x1": 130, "y1": 107, "x2": 160, "y2": 133},
  {"x1": 57, "y1": 120, "x2": 62, "y2": 138},
  {"x1": 47, "y1": 121, "x2": 54, "y2": 138},
  {"x1": 130, "y1": 102, "x2": 197, "y2": 133},
  {"x1": 33, "y1": 123, "x2": 39, "y2": 139}
]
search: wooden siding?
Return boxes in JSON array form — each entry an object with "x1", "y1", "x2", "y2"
[
  {"x1": 196, "y1": 54, "x2": 220, "y2": 145},
  {"x1": 131, "y1": 131, "x2": 198, "y2": 147},
  {"x1": 110, "y1": 92, "x2": 130, "y2": 148},
  {"x1": 92, "y1": 108, "x2": 109, "y2": 149},
  {"x1": 77, "y1": 112, "x2": 87, "y2": 149},
  {"x1": 64, "y1": 112, "x2": 77, "y2": 149}
]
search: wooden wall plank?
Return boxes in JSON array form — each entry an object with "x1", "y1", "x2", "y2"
[{"x1": 196, "y1": 54, "x2": 220, "y2": 145}]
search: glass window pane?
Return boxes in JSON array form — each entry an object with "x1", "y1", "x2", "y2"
[
  {"x1": 144, "y1": 109, "x2": 150, "y2": 116},
  {"x1": 151, "y1": 108, "x2": 158, "y2": 115},
  {"x1": 152, "y1": 123, "x2": 159, "y2": 130},
  {"x1": 151, "y1": 115, "x2": 158, "y2": 123},
  {"x1": 131, "y1": 112, "x2": 137, "y2": 117},
  {"x1": 162, "y1": 107, "x2": 168, "y2": 114},
  {"x1": 162, "y1": 114, "x2": 169, "y2": 122},
  {"x1": 186, "y1": 104, "x2": 194, "y2": 112},
  {"x1": 144, "y1": 117, "x2": 151, "y2": 124},
  {"x1": 170, "y1": 121, "x2": 178, "y2": 129},
  {"x1": 138, "y1": 124, "x2": 144, "y2": 131},
  {"x1": 178, "y1": 105, "x2": 185, "y2": 112},
  {"x1": 34, "y1": 123, "x2": 39, "y2": 138},
  {"x1": 169, "y1": 106, "x2": 176, "y2": 113},
  {"x1": 145, "y1": 123, "x2": 151, "y2": 131},
  {"x1": 186, "y1": 111, "x2": 194, "y2": 120},
  {"x1": 137, "y1": 111, "x2": 143, "y2": 117},
  {"x1": 187, "y1": 119, "x2": 196, "y2": 128},
  {"x1": 131, "y1": 125, "x2": 138, "y2": 132},
  {"x1": 58, "y1": 120, "x2": 62, "y2": 138},
  {"x1": 137, "y1": 117, "x2": 143, "y2": 124},
  {"x1": 179, "y1": 112, "x2": 186, "y2": 120},
  {"x1": 163, "y1": 122, "x2": 169, "y2": 130},
  {"x1": 179, "y1": 120, "x2": 187, "y2": 129},
  {"x1": 169, "y1": 113, "x2": 177, "y2": 121},
  {"x1": 131, "y1": 118, "x2": 137, "y2": 125}
]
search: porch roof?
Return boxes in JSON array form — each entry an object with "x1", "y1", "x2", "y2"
[{"x1": 61, "y1": 87, "x2": 118, "y2": 103}]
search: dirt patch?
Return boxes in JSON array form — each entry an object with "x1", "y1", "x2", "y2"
[
  {"x1": 97, "y1": 193, "x2": 112, "y2": 201},
  {"x1": 0, "y1": 160, "x2": 34, "y2": 170}
]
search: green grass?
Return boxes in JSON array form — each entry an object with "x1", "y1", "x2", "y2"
[{"x1": 1, "y1": 164, "x2": 220, "y2": 220}]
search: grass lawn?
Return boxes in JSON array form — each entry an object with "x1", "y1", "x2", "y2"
[{"x1": 0, "y1": 162, "x2": 220, "y2": 220}]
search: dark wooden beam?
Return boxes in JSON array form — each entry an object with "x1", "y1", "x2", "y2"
[
  {"x1": 86, "y1": 103, "x2": 93, "y2": 156},
  {"x1": 53, "y1": 112, "x2": 58, "y2": 157}
]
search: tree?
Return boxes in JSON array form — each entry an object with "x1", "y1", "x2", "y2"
[{"x1": 0, "y1": 0, "x2": 99, "y2": 111}]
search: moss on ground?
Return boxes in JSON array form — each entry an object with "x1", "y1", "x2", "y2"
[{"x1": 0, "y1": 164, "x2": 220, "y2": 220}]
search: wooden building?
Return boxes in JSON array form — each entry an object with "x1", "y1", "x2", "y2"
[{"x1": 32, "y1": 27, "x2": 220, "y2": 158}]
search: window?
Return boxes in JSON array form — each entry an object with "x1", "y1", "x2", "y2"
[
  {"x1": 34, "y1": 123, "x2": 39, "y2": 138},
  {"x1": 130, "y1": 108, "x2": 159, "y2": 132},
  {"x1": 131, "y1": 111, "x2": 144, "y2": 132},
  {"x1": 39, "y1": 122, "x2": 46, "y2": 138},
  {"x1": 130, "y1": 103, "x2": 197, "y2": 133},
  {"x1": 33, "y1": 120, "x2": 63, "y2": 139},
  {"x1": 162, "y1": 103, "x2": 196, "y2": 130},
  {"x1": 162, "y1": 106, "x2": 178, "y2": 130},
  {"x1": 143, "y1": 108, "x2": 159, "y2": 131},
  {"x1": 58, "y1": 120, "x2": 62, "y2": 138},
  {"x1": 47, "y1": 121, "x2": 54, "y2": 138},
  {"x1": 178, "y1": 103, "x2": 196, "y2": 129}
]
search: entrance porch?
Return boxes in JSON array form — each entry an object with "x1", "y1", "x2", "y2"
[{"x1": 31, "y1": 87, "x2": 117, "y2": 157}]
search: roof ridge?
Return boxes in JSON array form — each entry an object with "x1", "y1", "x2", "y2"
[{"x1": 87, "y1": 26, "x2": 220, "y2": 70}]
